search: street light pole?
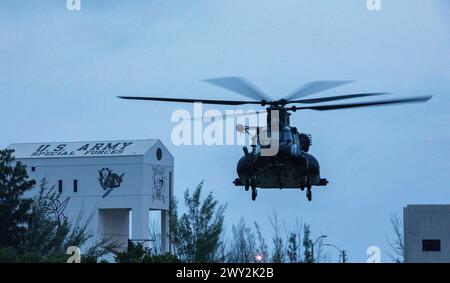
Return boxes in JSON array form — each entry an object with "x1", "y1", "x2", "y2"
[
  {"x1": 324, "y1": 243, "x2": 346, "y2": 263},
  {"x1": 310, "y1": 235, "x2": 327, "y2": 263}
]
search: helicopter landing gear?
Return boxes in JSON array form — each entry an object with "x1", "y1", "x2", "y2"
[
  {"x1": 245, "y1": 177, "x2": 256, "y2": 191},
  {"x1": 251, "y1": 188, "x2": 257, "y2": 201},
  {"x1": 306, "y1": 188, "x2": 312, "y2": 201},
  {"x1": 306, "y1": 180, "x2": 312, "y2": 201},
  {"x1": 250, "y1": 178, "x2": 257, "y2": 201}
]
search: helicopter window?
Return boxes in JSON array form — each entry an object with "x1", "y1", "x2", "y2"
[{"x1": 281, "y1": 131, "x2": 292, "y2": 143}]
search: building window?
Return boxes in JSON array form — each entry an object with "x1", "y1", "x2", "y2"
[
  {"x1": 31, "y1": 167, "x2": 36, "y2": 172},
  {"x1": 422, "y1": 239, "x2": 441, "y2": 252},
  {"x1": 73, "y1": 179, "x2": 78, "y2": 193},
  {"x1": 156, "y1": 148, "x2": 162, "y2": 160},
  {"x1": 58, "y1": 180, "x2": 63, "y2": 193}
]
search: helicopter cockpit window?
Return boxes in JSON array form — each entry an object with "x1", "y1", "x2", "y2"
[{"x1": 281, "y1": 131, "x2": 292, "y2": 143}]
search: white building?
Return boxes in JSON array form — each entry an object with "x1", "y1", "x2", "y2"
[
  {"x1": 404, "y1": 205, "x2": 450, "y2": 263},
  {"x1": 8, "y1": 139, "x2": 174, "y2": 254}
]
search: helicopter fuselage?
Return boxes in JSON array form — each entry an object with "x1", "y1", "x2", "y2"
[
  {"x1": 233, "y1": 106, "x2": 328, "y2": 200},
  {"x1": 235, "y1": 146, "x2": 326, "y2": 189}
]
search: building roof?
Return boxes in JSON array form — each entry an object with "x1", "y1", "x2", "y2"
[
  {"x1": 404, "y1": 204, "x2": 450, "y2": 213},
  {"x1": 8, "y1": 139, "x2": 160, "y2": 159}
]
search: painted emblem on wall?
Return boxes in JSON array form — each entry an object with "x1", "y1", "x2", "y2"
[
  {"x1": 98, "y1": 168, "x2": 125, "y2": 198},
  {"x1": 152, "y1": 166, "x2": 167, "y2": 204}
]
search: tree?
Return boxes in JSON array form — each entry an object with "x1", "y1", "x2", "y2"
[
  {"x1": 216, "y1": 233, "x2": 229, "y2": 263},
  {"x1": 387, "y1": 212, "x2": 404, "y2": 263},
  {"x1": 228, "y1": 218, "x2": 256, "y2": 263},
  {"x1": 24, "y1": 178, "x2": 109, "y2": 262},
  {"x1": 302, "y1": 224, "x2": 313, "y2": 263},
  {"x1": 2, "y1": 178, "x2": 111, "y2": 262},
  {"x1": 114, "y1": 241, "x2": 148, "y2": 263},
  {"x1": 169, "y1": 193, "x2": 179, "y2": 255},
  {"x1": 254, "y1": 222, "x2": 269, "y2": 263},
  {"x1": 0, "y1": 149, "x2": 35, "y2": 252},
  {"x1": 170, "y1": 181, "x2": 226, "y2": 262},
  {"x1": 114, "y1": 241, "x2": 179, "y2": 263},
  {"x1": 287, "y1": 233, "x2": 299, "y2": 263},
  {"x1": 268, "y1": 212, "x2": 285, "y2": 263},
  {"x1": 285, "y1": 220, "x2": 304, "y2": 263},
  {"x1": 0, "y1": 149, "x2": 111, "y2": 262},
  {"x1": 149, "y1": 218, "x2": 162, "y2": 255}
]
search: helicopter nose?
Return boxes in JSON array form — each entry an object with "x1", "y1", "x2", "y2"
[
  {"x1": 290, "y1": 143, "x2": 300, "y2": 157},
  {"x1": 276, "y1": 144, "x2": 291, "y2": 156}
]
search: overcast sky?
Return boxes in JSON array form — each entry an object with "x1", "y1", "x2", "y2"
[{"x1": 1, "y1": 0, "x2": 449, "y2": 262}]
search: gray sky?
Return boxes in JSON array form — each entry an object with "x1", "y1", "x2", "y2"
[{"x1": 1, "y1": 0, "x2": 449, "y2": 262}]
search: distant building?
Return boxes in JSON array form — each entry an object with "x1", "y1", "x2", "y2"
[
  {"x1": 404, "y1": 205, "x2": 450, "y2": 263},
  {"x1": 8, "y1": 139, "x2": 174, "y2": 254}
]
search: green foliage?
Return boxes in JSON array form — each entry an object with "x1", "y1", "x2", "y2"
[
  {"x1": 0, "y1": 149, "x2": 35, "y2": 252},
  {"x1": 0, "y1": 149, "x2": 109, "y2": 262},
  {"x1": 0, "y1": 247, "x2": 19, "y2": 263},
  {"x1": 269, "y1": 212, "x2": 285, "y2": 263},
  {"x1": 143, "y1": 253, "x2": 180, "y2": 263},
  {"x1": 271, "y1": 238, "x2": 285, "y2": 263},
  {"x1": 254, "y1": 222, "x2": 269, "y2": 263},
  {"x1": 114, "y1": 241, "x2": 179, "y2": 263},
  {"x1": 24, "y1": 179, "x2": 90, "y2": 259},
  {"x1": 114, "y1": 241, "x2": 148, "y2": 263},
  {"x1": 228, "y1": 218, "x2": 256, "y2": 263},
  {"x1": 302, "y1": 224, "x2": 313, "y2": 263},
  {"x1": 287, "y1": 233, "x2": 299, "y2": 263},
  {"x1": 170, "y1": 181, "x2": 226, "y2": 263}
]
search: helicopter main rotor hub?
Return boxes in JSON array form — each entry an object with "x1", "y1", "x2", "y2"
[{"x1": 264, "y1": 99, "x2": 289, "y2": 107}]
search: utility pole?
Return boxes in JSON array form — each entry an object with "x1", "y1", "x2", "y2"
[
  {"x1": 310, "y1": 235, "x2": 327, "y2": 263},
  {"x1": 324, "y1": 243, "x2": 347, "y2": 263}
]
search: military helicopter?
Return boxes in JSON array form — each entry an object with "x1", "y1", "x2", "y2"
[{"x1": 118, "y1": 77, "x2": 431, "y2": 201}]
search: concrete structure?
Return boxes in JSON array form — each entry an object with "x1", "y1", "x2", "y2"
[
  {"x1": 404, "y1": 205, "x2": 450, "y2": 263},
  {"x1": 8, "y1": 139, "x2": 174, "y2": 254}
]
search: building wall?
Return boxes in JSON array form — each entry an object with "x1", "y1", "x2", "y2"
[
  {"x1": 404, "y1": 205, "x2": 450, "y2": 263},
  {"x1": 22, "y1": 155, "x2": 144, "y2": 197},
  {"x1": 99, "y1": 209, "x2": 130, "y2": 250},
  {"x1": 11, "y1": 140, "x2": 174, "y2": 255}
]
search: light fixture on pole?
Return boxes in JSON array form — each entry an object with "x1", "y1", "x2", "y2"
[
  {"x1": 310, "y1": 235, "x2": 327, "y2": 263},
  {"x1": 324, "y1": 243, "x2": 346, "y2": 263}
]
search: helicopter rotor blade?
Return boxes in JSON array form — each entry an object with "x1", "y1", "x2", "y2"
[
  {"x1": 289, "y1": 96, "x2": 432, "y2": 111},
  {"x1": 117, "y1": 96, "x2": 262, "y2": 106},
  {"x1": 203, "y1": 76, "x2": 272, "y2": 102},
  {"x1": 190, "y1": 109, "x2": 268, "y2": 121},
  {"x1": 284, "y1": 80, "x2": 354, "y2": 101},
  {"x1": 288, "y1": 92, "x2": 389, "y2": 104}
]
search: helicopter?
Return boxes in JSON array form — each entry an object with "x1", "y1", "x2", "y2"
[{"x1": 118, "y1": 77, "x2": 431, "y2": 202}]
